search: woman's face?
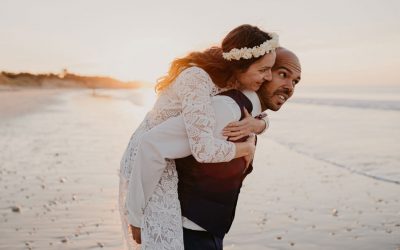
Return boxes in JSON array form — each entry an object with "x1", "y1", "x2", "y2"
[{"x1": 235, "y1": 51, "x2": 276, "y2": 91}]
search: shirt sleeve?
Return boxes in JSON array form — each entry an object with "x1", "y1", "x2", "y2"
[
  {"x1": 171, "y1": 67, "x2": 236, "y2": 163},
  {"x1": 254, "y1": 112, "x2": 269, "y2": 135},
  {"x1": 125, "y1": 94, "x2": 241, "y2": 226}
]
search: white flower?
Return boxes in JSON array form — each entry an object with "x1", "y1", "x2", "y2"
[{"x1": 222, "y1": 32, "x2": 280, "y2": 61}]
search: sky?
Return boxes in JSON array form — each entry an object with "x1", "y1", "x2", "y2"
[{"x1": 1, "y1": 0, "x2": 399, "y2": 85}]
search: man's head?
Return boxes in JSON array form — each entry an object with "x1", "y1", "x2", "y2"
[{"x1": 257, "y1": 47, "x2": 301, "y2": 111}]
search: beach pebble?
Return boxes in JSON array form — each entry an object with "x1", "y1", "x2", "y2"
[
  {"x1": 11, "y1": 205, "x2": 21, "y2": 213},
  {"x1": 61, "y1": 237, "x2": 68, "y2": 243},
  {"x1": 332, "y1": 209, "x2": 338, "y2": 216},
  {"x1": 276, "y1": 236, "x2": 282, "y2": 240},
  {"x1": 97, "y1": 242, "x2": 104, "y2": 248}
]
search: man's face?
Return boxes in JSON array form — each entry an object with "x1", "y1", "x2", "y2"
[{"x1": 258, "y1": 65, "x2": 301, "y2": 111}]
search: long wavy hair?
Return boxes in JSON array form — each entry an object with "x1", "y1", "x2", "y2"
[{"x1": 155, "y1": 24, "x2": 273, "y2": 93}]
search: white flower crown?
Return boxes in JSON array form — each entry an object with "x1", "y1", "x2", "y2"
[{"x1": 222, "y1": 32, "x2": 279, "y2": 61}]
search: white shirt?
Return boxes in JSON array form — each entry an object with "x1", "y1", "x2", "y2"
[{"x1": 126, "y1": 90, "x2": 262, "y2": 229}]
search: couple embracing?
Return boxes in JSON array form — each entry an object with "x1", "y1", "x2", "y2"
[{"x1": 119, "y1": 24, "x2": 301, "y2": 250}]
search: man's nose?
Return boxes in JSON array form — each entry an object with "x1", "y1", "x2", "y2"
[{"x1": 284, "y1": 80, "x2": 294, "y2": 94}]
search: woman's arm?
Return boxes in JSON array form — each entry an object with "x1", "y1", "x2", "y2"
[
  {"x1": 126, "y1": 94, "x2": 256, "y2": 224},
  {"x1": 126, "y1": 67, "x2": 254, "y2": 227},
  {"x1": 223, "y1": 110, "x2": 269, "y2": 140},
  {"x1": 172, "y1": 67, "x2": 238, "y2": 163}
]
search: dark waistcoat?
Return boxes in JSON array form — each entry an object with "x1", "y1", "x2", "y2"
[{"x1": 176, "y1": 89, "x2": 254, "y2": 238}]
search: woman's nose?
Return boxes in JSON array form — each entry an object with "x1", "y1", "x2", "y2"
[{"x1": 263, "y1": 70, "x2": 272, "y2": 81}]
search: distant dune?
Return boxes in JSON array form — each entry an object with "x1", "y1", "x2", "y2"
[{"x1": 0, "y1": 71, "x2": 145, "y2": 89}]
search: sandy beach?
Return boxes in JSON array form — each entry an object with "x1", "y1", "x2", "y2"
[
  {"x1": 0, "y1": 89, "x2": 141, "y2": 249},
  {"x1": 0, "y1": 88, "x2": 399, "y2": 250},
  {"x1": 0, "y1": 88, "x2": 63, "y2": 120}
]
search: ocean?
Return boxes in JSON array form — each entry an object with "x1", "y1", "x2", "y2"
[{"x1": 266, "y1": 84, "x2": 400, "y2": 185}]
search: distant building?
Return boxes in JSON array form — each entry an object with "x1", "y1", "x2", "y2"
[{"x1": 59, "y1": 68, "x2": 68, "y2": 79}]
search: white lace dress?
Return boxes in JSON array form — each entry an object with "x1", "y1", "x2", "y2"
[{"x1": 119, "y1": 67, "x2": 236, "y2": 250}]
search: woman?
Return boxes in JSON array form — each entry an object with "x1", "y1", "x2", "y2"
[{"x1": 119, "y1": 24, "x2": 279, "y2": 249}]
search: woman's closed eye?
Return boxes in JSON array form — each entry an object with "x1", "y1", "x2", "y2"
[{"x1": 259, "y1": 67, "x2": 270, "y2": 73}]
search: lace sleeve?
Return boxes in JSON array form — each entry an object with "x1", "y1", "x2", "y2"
[{"x1": 172, "y1": 67, "x2": 236, "y2": 163}]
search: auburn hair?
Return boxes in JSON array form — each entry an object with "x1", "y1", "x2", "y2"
[{"x1": 155, "y1": 24, "x2": 272, "y2": 93}]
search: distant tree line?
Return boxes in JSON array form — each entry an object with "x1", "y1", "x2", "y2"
[{"x1": 0, "y1": 71, "x2": 144, "y2": 89}]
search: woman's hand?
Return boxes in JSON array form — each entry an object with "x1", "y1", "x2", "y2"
[
  {"x1": 223, "y1": 109, "x2": 267, "y2": 140},
  {"x1": 130, "y1": 225, "x2": 141, "y2": 244}
]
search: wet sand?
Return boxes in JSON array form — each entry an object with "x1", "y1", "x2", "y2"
[
  {"x1": 0, "y1": 89, "x2": 399, "y2": 250},
  {"x1": 225, "y1": 137, "x2": 400, "y2": 250},
  {"x1": 0, "y1": 89, "x2": 140, "y2": 249},
  {"x1": 0, "y1": 88, "x2": 62, "y2": 120}
]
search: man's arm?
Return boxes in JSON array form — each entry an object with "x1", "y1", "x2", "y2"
[{"x1": 126, "y1": 96, "x2": 241, "y2": 227}]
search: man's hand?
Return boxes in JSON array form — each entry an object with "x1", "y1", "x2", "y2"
[
  {"x1": 243, "y1": 134, "x2": 256, "y2": 173},
  {"x1": 223, "y1": 109, "x2": 266, "y2": 140},
  {"x1": 130, "y1": 225, "x2": 141, "y2": 244}
]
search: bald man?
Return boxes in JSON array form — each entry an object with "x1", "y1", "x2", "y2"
[
  {"x1": 127, "y1": 47, "x2": 302, "y2": 249},
  {"x1": 223, "y1": 47, "x2": 301, "y2": 136}
]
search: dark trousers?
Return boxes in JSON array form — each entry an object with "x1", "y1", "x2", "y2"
[{"x1": 183, "y1": 228, "x2": 223, "y2": 250}]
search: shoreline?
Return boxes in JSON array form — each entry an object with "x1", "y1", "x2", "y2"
[
  {"x1": 225, "y1": 137, "x2": 400, "y2": 250},
  {"x1": 0, "y1": 89, "x2": 398, "y2": 249},
  {"x1": 0, "y1": 88, "x2": 65, "y2": 121}
]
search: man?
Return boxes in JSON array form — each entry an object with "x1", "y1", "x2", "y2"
[{"x1": 128, "y1": 47, "x2": 301, "y2": 249}]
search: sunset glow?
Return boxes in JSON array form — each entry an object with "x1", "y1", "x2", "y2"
[{"x1": 1, "y1": 0, "x2": 399, "y2": 85}]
